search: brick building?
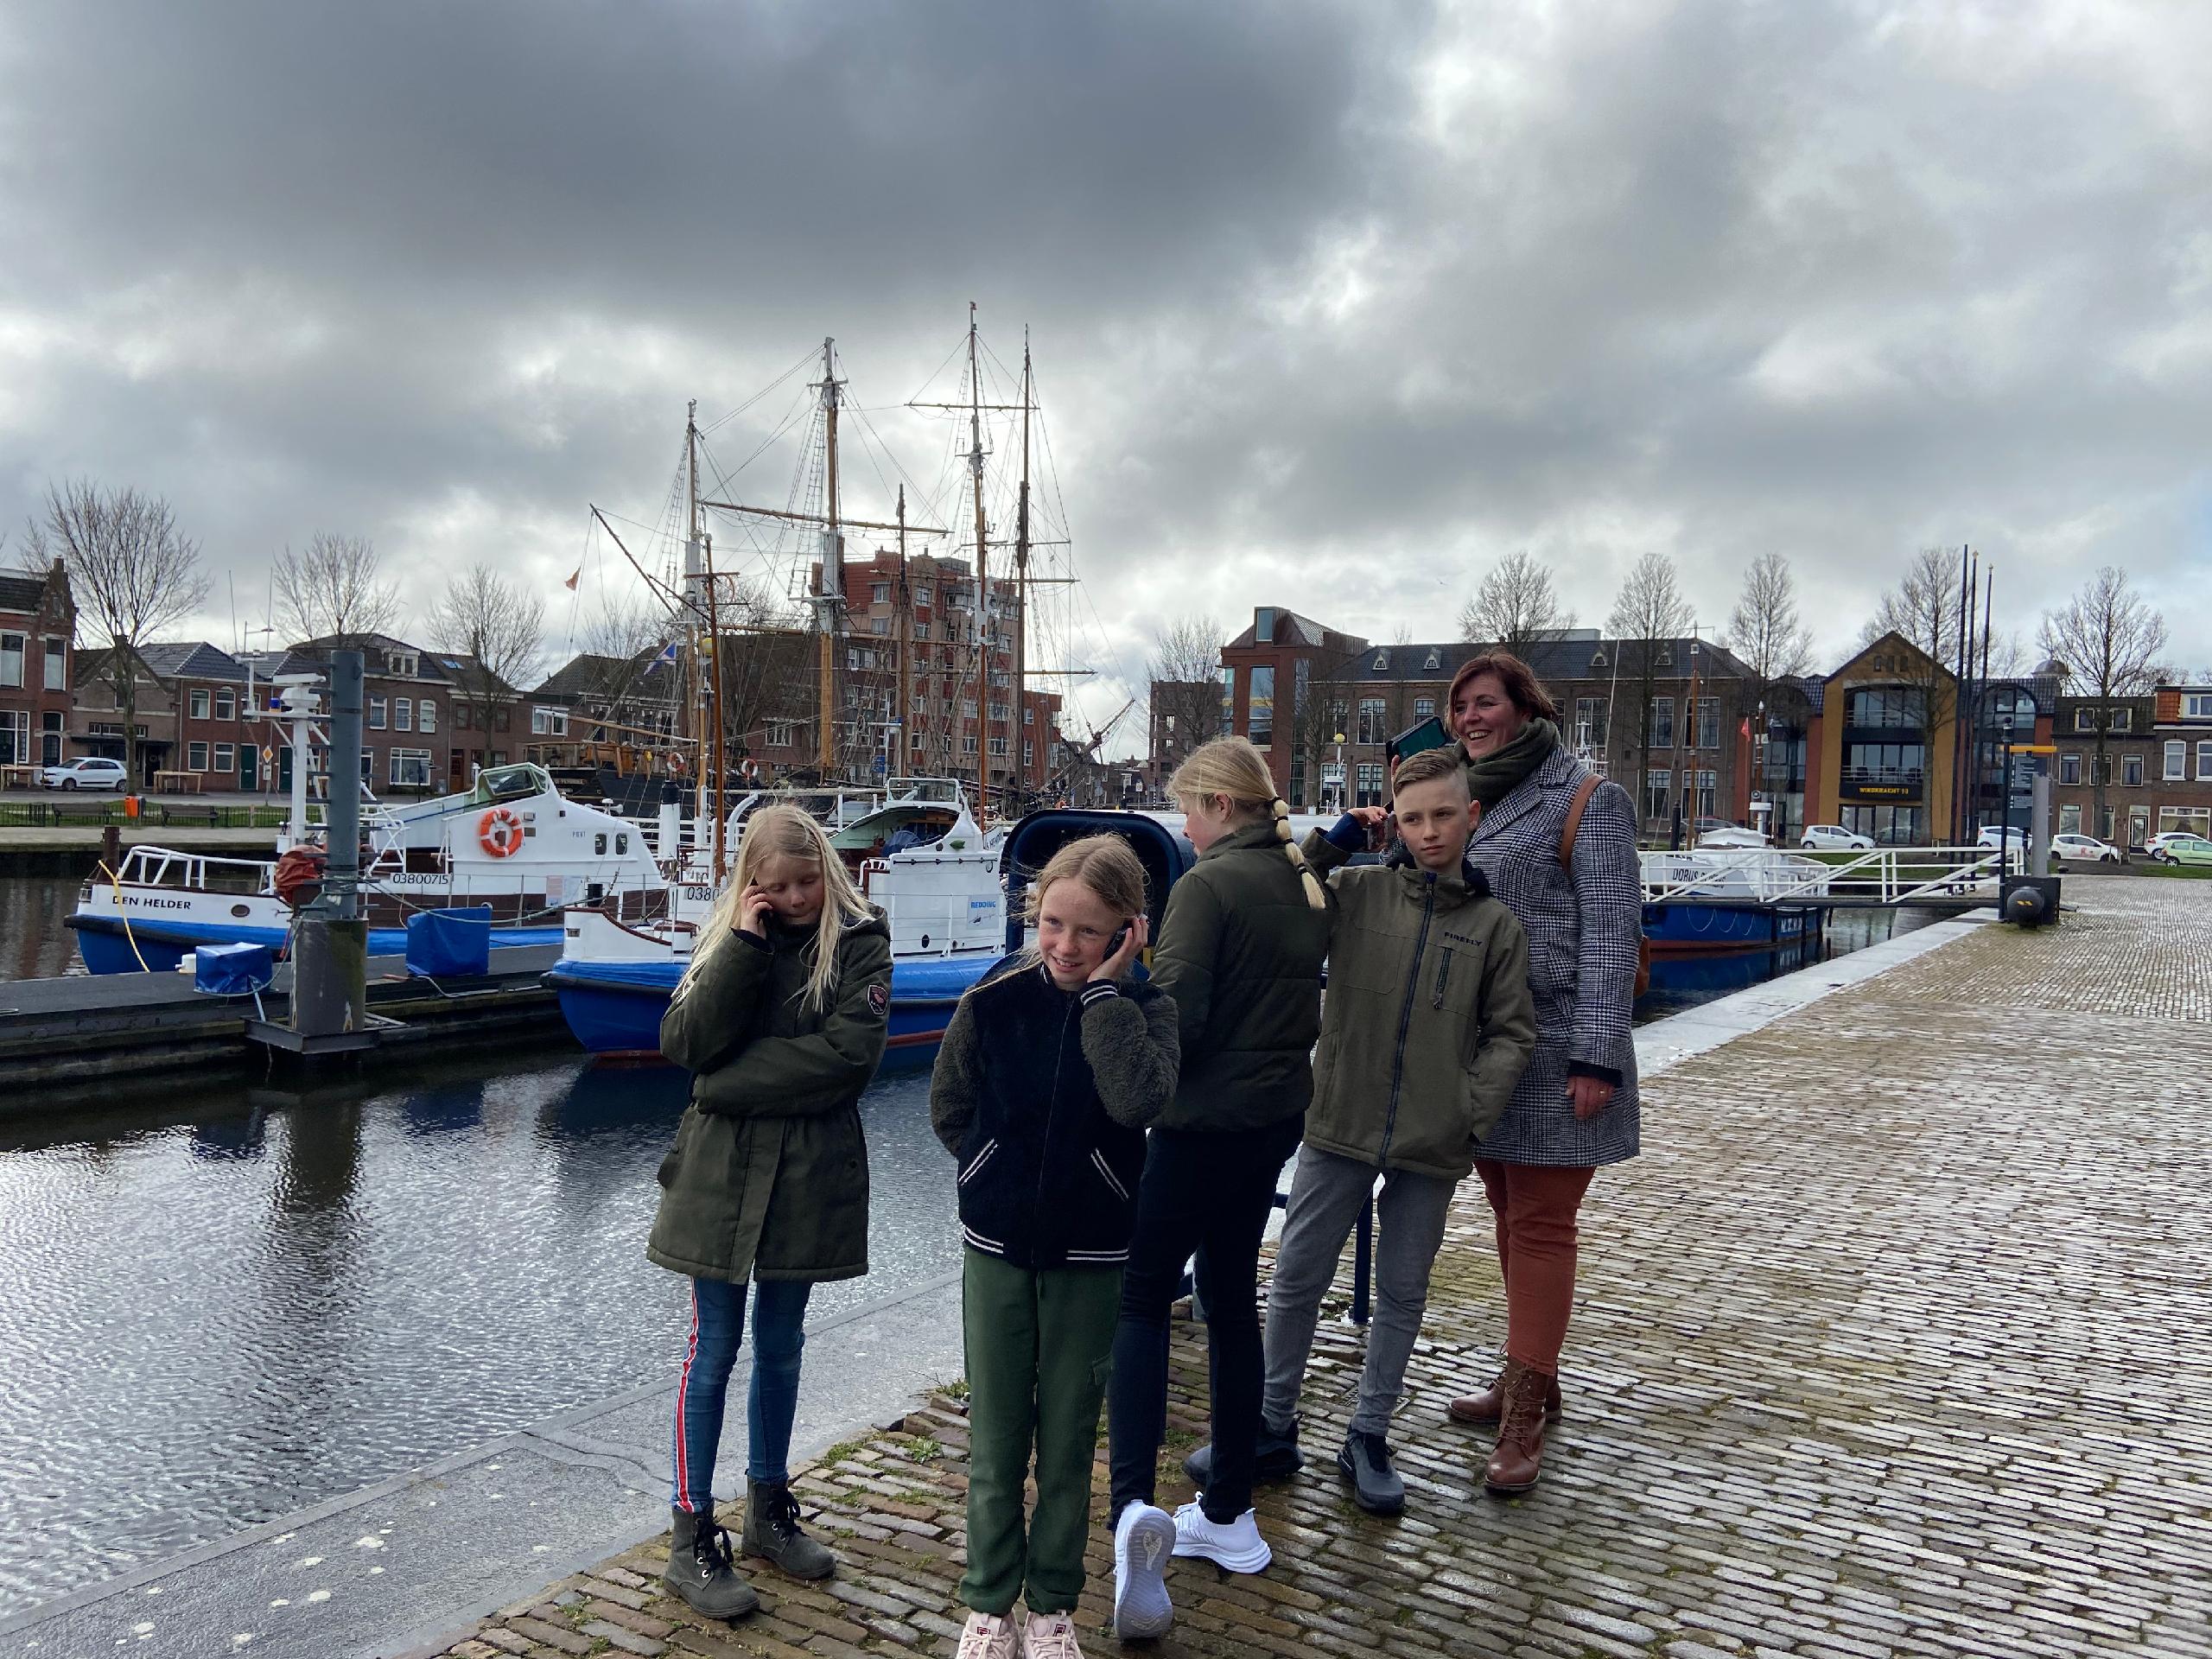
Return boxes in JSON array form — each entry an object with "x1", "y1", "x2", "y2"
[
  {"x1": 2050, "y1": 685, "x2": 2212, "y2": 846},
  {"x1": 0, "y1": 561, "x2": 77, "y2": 772},
  {"x1": 831, "y1": 549, "x2": 1063, "y2": 806}
]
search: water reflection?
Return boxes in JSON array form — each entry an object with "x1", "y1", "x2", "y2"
[
  {"x1": 0, "y1": 1046, "x2": 958, "y2": 1619},
  {"x1": 0, "y1": 871, "x2": 84, "y2": 981}
]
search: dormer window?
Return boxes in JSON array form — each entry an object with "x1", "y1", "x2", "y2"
[
  {"x1": 1422, "y1": 648, "x2": 1441, "y2": 671},
  {"x1": 1590, "y1": 651, "x2": 1607, "y2": 671},
  {"x1": 388, "y1": 651, "x2": 418, "y2": 678},
  {"x1": 1371, "y1": 650, "x2": 1390, "y2": 671},
  {"x1": 1656, "y1": 647, "x2": 1675, "y2": 667}
]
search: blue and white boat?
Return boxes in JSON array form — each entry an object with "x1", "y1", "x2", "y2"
[{"x1": 1638, "y1": 846, "x2": 1831, "y2": 956}]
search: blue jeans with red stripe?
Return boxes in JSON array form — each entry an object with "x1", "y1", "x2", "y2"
[{"x1": 671, "y1": 1275, "x2": 813, "y2": 1511}]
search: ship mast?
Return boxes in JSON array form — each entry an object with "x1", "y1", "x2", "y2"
[
  {"x1": 1014, "y1": 332, "x2": 1032, "y2": 807},
  {"x1": 965, "y1": 303, "x2": 992, "y2": 817},
  {"x1": 817, "y1": 336, "x2": 843, "y2": 779},
  {"x1": 895, "y1": 486, "x2": 911, "y2": 792}
]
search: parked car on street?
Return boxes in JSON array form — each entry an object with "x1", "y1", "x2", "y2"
[
  {"x1": 40, "y1": 757, "x2": 129, "y2": 791},
  {"x1": 2050, "y1": 832, "x2": 2122, "y2": 864},
  {"x1": 1801, "y1": 824, "x2": 1875, "y2": 851},
  {"x1": 2145, "y1": 831, "x2": 2202, "y2": 860},
  {"x1": 2151, "y1": 834, "x2": 2212, "y2": 868},
  {"x1": 1976, "y1": 824, "x2": 2029, "y2": 851}
]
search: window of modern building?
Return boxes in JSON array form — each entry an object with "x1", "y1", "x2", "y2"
[
  {"x1": 1646, "y1": 768, "x2": 1671, "y2": 822},
  {"x1": 1650, "y1": 697, "x2": 1675, "y2": 749},
  {"x1": 1249, "y1": 665, "x2": 1275, "y2": 749},
  {"x1": 1849, "y1": 687, "x2": 1925, "y2": 728},
  {"x1": 2122, "y1": 754, "x2": 2144, "y2": 787},
  {"x1": 368, "y1": 695, "x2": 386, "y2": 729},
  {"x1": 2166, "y1": 741, "x2": 2187, "y2": 781},
  {"x1": 43, "y1": 639, "x2": 66, "y2": 690},
  {"x1": 2059, "y1": 753, "x2": 2081, "y2": 785},
  {"x1": 188, "y1": 741, "x2": 210, "y2": 770},
  {"x1": 189, "y1": 689, "x2": 212, "y2": 720}
]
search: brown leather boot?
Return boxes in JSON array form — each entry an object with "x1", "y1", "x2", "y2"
[
  {"x1": 1484, "y1": 1359, "x2": 1556, "y2": 1494},
  {"x1": 1446, "y1": 1363, "x2": 1562, "y2": 1427}
]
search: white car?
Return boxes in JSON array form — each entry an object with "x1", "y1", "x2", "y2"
[
  {"x1": 1976, "y1": 824, "x2": 2029, "y2": 850},
  {"x1": 1801, "y1": 824, "x2": 1874, "y2": 851},
  {"x1": 41, "y1": 757, "x2": 129, "y2": 791},
  {"x1": 2050, "y1": 832, "x2": 2121, "y2": 864},
  {"x1": 2145, "y1": 831, "x2": 2201, "y2": 860}
]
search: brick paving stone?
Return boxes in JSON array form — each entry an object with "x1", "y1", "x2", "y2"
[{"x1": 426, "y1": 881, "x2": 2212, "y2": 1659}]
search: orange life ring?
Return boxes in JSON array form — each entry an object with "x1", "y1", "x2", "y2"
[{"x1": 478, "y1": 805, "x2": 524, "y2": 858}]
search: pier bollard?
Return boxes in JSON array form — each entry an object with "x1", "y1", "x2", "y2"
[{"x1": 292, "y1": 917, "x2": 369, "y2": 1035}]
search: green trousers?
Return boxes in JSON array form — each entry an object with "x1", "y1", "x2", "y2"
[{"x1": 960, "y1": 1249, "x2": 1122, "y2": 1617}]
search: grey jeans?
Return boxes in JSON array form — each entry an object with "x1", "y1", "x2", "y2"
[{"x1": 1262, "y1": 1143, "x2": 1457, "y2": 1439}]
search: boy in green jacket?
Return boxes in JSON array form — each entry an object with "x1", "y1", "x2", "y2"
[{"x1": 1243, "y1": 746, "x2": 1535, "y2": 1516}]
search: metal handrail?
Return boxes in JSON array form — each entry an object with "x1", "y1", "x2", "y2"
[{"x1": 1640, "y1": 843, "x2": 2020, "y2": 906}]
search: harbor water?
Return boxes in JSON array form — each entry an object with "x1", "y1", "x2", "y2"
[{"x1": 0, "y1": 874, "x2": 1934, "y2": 1618}]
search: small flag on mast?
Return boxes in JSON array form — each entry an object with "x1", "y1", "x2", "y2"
[
  {"x1": 646, "y1": 640, "x2": 679, "y2": 672},
  {"x1": 563, "y1": 567, "x2": 581, "y2": 592}
]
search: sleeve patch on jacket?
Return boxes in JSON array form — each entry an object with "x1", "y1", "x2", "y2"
[{"x1": 867, "y1": 982, "x2": 890, "y2": 1017}]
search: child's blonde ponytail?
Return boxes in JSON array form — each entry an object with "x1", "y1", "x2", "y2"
[
  {"x1": 1169, "y1": 736, "x2": 1326, "y2": 912},
  {"x1": 1272, "y1": 797, "x2": 1328, "y2": 912}
]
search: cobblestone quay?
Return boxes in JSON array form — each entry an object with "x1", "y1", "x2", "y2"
[{"x1": 421, "y1": 880, "x2": 2212, "y2": 1659}]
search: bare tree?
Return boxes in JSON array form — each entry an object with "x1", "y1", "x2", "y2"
[
  {"x1": 1727, "y1": 553, "x2": 1814, "y2": 686},
  {"x1": 428, "y1": 565, "x2": 545, "y2": 735},
  {"x1": 2040, "y1": 565, "x2": 2169, "y2": 839},
  {"x1": 1606, "y1": 552, "x2": 1694, "y2": 825},
  {"x1": 1145, "y1": 614, "x2": 1224, "y2": 778},
  {"x1": 1459, "y1": 550, "x2": 1576, "y2": 655},
  {"x1": 22, "y1": 480, "x2": 208, "y2": 785},
  {"x1": 271, "y1": 531, "x2": 401, "y2": 647}
]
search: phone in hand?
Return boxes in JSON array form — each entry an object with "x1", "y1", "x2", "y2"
[{"x1": 1107, "y1": 924, "x2": 1131, "y2": 955}]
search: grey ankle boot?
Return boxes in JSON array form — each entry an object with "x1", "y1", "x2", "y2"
[
  {"x1": 1336, "y1": 1430, "x2": 1406, "y2": 1516},
  {"x1": 741, "y1": 1478, "x2": 837, "y2": 1580},
  {"x1": 664, "y1": 1504, "x2": 760, "y2": 1619}
]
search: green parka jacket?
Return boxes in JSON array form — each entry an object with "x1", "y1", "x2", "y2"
[
  {"x1": 1147, "y1": 821, "x2": 1332, "y2": 1132},
  {"x1": 1300, "y1": 833, "x2": 1537, "y2": 1180},
  {"x1": 646, "y1": 908, "x2": 893, "y2": 1284}
]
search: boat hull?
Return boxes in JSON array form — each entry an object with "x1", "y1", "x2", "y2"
[
  {"x1": 1641, "y1": 903, "x2": 1824, "y2": 955},
  {"x1": 545, "y1": 950, "x2": 1000, "y2": 1062},
  {"x1": 69, "y1": 913, "x2": 564, "y2": 975}
]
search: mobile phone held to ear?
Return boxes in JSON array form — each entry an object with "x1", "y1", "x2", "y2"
[{"x1": 1108, "y1": 923, "x2": 1131, "y2": 955}]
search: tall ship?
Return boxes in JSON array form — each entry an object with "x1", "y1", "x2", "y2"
[{"x1": 549, "y1": 315, "x2": 1103, "y2": 1058}]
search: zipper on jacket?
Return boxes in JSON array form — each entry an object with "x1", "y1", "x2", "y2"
[
  {"x1": 1035, "y1": 995, "x2": 1077, "y2": 1252},
  {"x1": 1431, "y1": 947, "x2": 1452, "y2": 1009},
  {"x1": 1377, "y1": 876, "x2": 1437, "y2": 1165}
]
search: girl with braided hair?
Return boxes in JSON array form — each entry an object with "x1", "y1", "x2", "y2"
[{"x1": 1105, "y1": 737, "x2": 1332, "y2": 1640}]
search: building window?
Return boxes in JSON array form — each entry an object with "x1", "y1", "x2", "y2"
[
  {"x1": 2074, "y1": 708, "x2": 2094, "y2": 733},
  {"x1": 188, "y1": 688, "x2": 211, "y2": 719},
  {"x1": 1574, "y1": 697, "x2": 1608, "y2": 750},
  {"x1": 1646, "y1": 769, "x2": 1672, "y2": 822},
  {"x1": 766, "y1": 719, "x2": 795, "y2": 749},
  {"x1": 43, "y1": 639, "x2": 65, "y2": 690},
  {"x1": 188, "y1": 741, "x2": 210, "y2": 771},
  {"x1": 493, "y1": 707, "x2": 511, "y2": 732},
  {"x1": 870, "y1": 617, "x2": 889, "y2": 636},
  {"x1": 2112, "y1": 708, "x2": 2132, "y2": 732},
  {"x1": 1356, "y1": 762, "x2": 1384, "y2": 807},
  {"x1": 1249, "y1": 665, "x2": 1275, "y2": 749},
  {"x1": 2199, "y1": 741, "x2": 2212, "y2": 780},
  {"x1": 914, "y1": 583, "x2": 932, "y2": 606},
  {"x1": 1696, "y1": 770, "x2": 1717, "y2": 818},
  {"x1": 386, "y1": 652, "x2": 418, "y2": 678},
  {"x1": 2059, "y1": 753, "x2": 2081, "y2": 785},
  {"x1": 1650, "y1": 697, "x2": 1675, "y2": 750},
  {"x1": 870, "y1": 582, "x2": 891, "y2": 604},
  {"x1": 419, "y1": 700, "x2": 436, "y2": 734},
  {"x1": 1414, "y1": 697, "x2": 1435, "y2": 721},
  {"x1": 1852, "y1": 687, "x2": 1925, "y2": 728},
  {"x1": 390, "y1": 748, "x2": 433, "y2": 787},
  {"x1": 2058, "y1": 803, "x2": 2082, "y2": 835},
  {"x1": 963, "y1": 733, "x2": 979, "y2": 755},
  {"x1": 531, "y1": 707, "x2": 568, "y2": 736},
  {"x1": 0, "y1": 633, "x2": 21, "y2": 688},
  {"x1": 2165, "y1": 741, "x2": 2187, "y2": 782},
  {"x1": 368, "y1": 694, "x2": 386, "y2": 729},
  {"x1": 394, "y1": 697, "x2": 413, "y2": 732},
  {"x1": 0, "y1": 709, "x2": 25, "y2": 766},
  {"x1": 213, "y1": 743, "x2": 234, "y2": 772},
  {"x1": 1024, "y1": 707, "x2": 1033, "y2": 725},
  {"x1": 2122, "y1": 754, "x2": 2144, "y2": 787},
  {"x1": 1698, "y1": 697, "x2": 1719, "y2": 750},
  {"x1": 1022, "y1": 741, "x2": 1033, "y2": 767},
  {"x1": 214, "y1": 688, "x2": 235, "y2": 721},
  {"x1": 1357, "y1": 698, "x2": 1387, "y2": 746},
  {"x1": 360, "y1": 749, "x2": 376, "y2": 782},
  {"x1": 988, "y1": 735, "x2": 1008, "y2": 758}
]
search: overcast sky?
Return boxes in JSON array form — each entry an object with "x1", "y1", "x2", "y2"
[{"x1": 3, "y1": 0, "x2": 2207, "y2": 750}]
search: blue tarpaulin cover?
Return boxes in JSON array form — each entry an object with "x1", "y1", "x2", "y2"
[
  {"x1": 194, "y1": 941, "x2": 275, "y2": 995},
  {"x1": 407, "y1": 906, "x2": 493, "y2": 977}
]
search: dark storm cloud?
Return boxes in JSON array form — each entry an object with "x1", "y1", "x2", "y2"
[{"x1": 2, "y1": 0, "x2": 2207, "y2": 740}]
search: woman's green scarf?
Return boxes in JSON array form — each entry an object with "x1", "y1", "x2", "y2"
[{"x1": 1459, "y1": 716, "x2": 1560, "y2": 810}]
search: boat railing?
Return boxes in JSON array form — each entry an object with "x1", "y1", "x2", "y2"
[
  {"x1": 104, "y1": 843, "x2": 276, "y2": 895},
  {"x1": 1640, "y1": 844, "x2": 2020, "y2": 905}
]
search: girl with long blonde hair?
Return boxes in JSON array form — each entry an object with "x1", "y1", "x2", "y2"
[
  {"x1": 649, "y1": 804, "x2": 893, "y2": 1621},
  {"x1": 1105, "y1": 737, "x2": 1333, "y2": 1638}
]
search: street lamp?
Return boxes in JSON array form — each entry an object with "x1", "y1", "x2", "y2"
[{"x1": 2001, "y1": 713, "x2": 2016, "y2": 855}]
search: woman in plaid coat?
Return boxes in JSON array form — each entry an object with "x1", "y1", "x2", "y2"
[{"x1": 1440, "y1": 650, "x2": 1642, "y2": 1495}]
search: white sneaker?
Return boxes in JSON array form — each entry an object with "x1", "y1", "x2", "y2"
[
  {"x1": 957, "y1": 1610, "x2": 1017, "y2": 1659},
  {"x1": 1171, "y1": 1498, "x2": 1273, "y2": 1573},
  {"x1": 1020, "y1": 1608, "x2": 1084, "y2": 1658},
  {"x1": 1111, "y1": 1500, "x2": 1176, "y2": 1638}
]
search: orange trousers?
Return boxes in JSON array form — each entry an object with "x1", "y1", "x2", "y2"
[{"x1": 1474, "y1": 1159, "x2": 1597, "y2": 1376}]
